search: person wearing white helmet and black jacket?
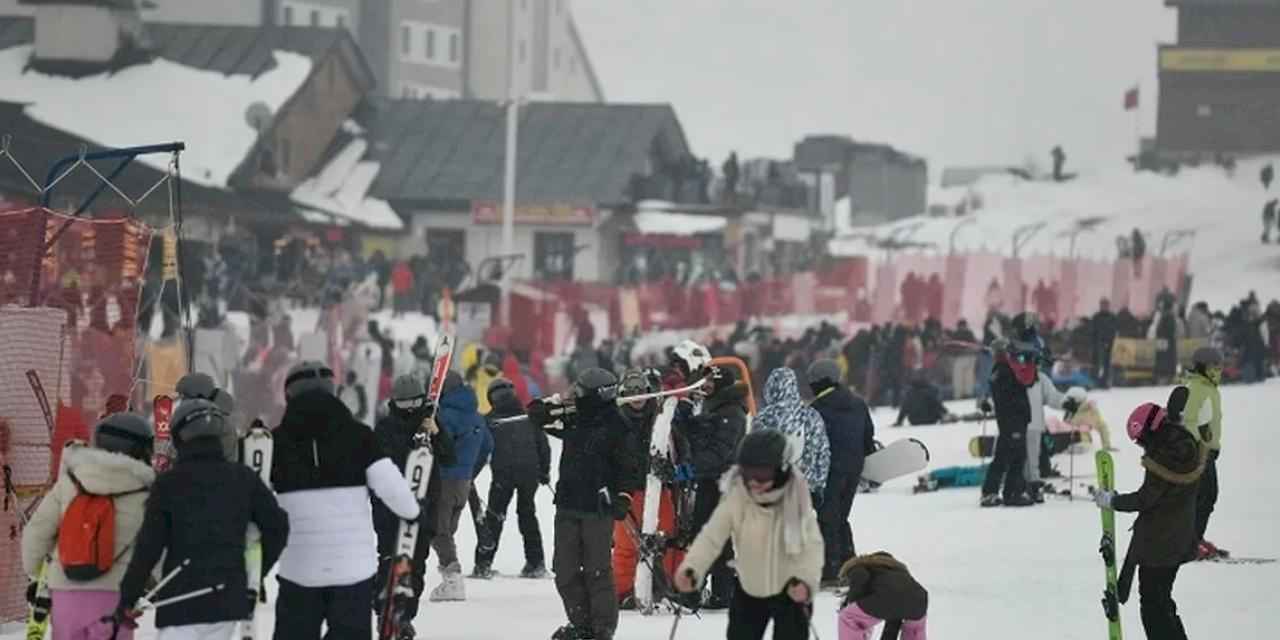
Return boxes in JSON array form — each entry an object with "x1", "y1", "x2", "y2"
[
  {"x1": 271, "y1": 361, "x2": 420, "y2": 640},
  {"x1": 112, "y1": 401, "x2": 289, "y2": 640}
]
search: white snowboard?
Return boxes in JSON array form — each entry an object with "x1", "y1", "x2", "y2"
[
  {"x1": 862, "y1": 438, "x2": 930, "y2": 484},
  {"x1": 635, "y1": 397, "x2": 676, "y2": 613}
]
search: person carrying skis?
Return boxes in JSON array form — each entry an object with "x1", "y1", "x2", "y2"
[
  {"x1": 528, "y1": 367, "x2": 638, "y2": 640},
  {"x1": 609, "y1": 368, "x2": 663, "y2": 610},
  {"x1": 674, "y1": 429, "x2": 823, "y2": 640},
  {"x1": 807, "y1": 359, "x2": 876, "y2": 589},
  {"x1": 372, "y1": 373, "x2": 457, "y2": 638},
  {"x1": 425, "y1": 371, "x2": 492, "y2": 602},
  {"x1": 1093, "y1": 398, "x2": 1205, "y2": 640},
  {"x1": 271, "y1": 362, "x2": 419, "y2": 640},
  {"x1": 472, "y1": 377, "x2": 551, "y2": 579},
  {"x1": 836, "y1": 551, "x2": 928, "y2": 640},
  {"x1": 1181, "y1": 346, "x2": 1225, "y2": 559},
  {"x1": 112, "y1": 400, "x2": 289, "y2": 640},
  {"x1": 753, "y1": 368, "x2": 831, "y2": 506},
  {"x1": 21, "y1": 414, "x2": 155, "y2": 640},
  {"x1": 672, "y1": 362, "x2": 749, "y2": 609}
]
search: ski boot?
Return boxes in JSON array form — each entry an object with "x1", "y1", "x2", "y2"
[
  {"x1": 617, "y1": 592, "x2": 637, "y2": 611},
  {"x1": 1027, "y1": 483, "x2": 1045, "y2": 504},
  {"x1": 429, "y1": 562, "x2": 466, "y2": 602},
  {"x1": 397, "y1": 624, "x2": 417, "y2": 640},
  {"x1": 520, "y1": 562, "x2": 548, "y2": 579},
  {"x1": 551, "y1": 623, "x2": 594, "y2": 639},
  {"x1": 1196, "y1": 540, "x2": 1229, "y2": 561},
  {"x1": 979, "y1": 493, "x2": 1002, "y2": 508},
  {"x1": 1002, "y1": 493, "x2": 1035, "y2": 507},
  {"x1": 912, "y1": 475, "x2": 938, "y2": 494},
  {"x1": 470, "y1": 563, "x2": 495, "y2": 579}
]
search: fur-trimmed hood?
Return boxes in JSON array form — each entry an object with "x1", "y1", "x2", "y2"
[
  {"x1": 839, "y1": 551, "x2": 909, "y2": 579},
  {"x1": 62, "y1": 445, "x2": 155, "y2": 494},
  {"x1": 1141, "y1": 427, "x2": 1205, "y2": 486}
]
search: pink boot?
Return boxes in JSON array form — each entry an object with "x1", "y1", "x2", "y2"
[
  {"x1": 838, "y1": 603, "x2": 882, "y2": 640},
  {"x1": 901, "y1": 616, "x2": 928, "y2": 640}
]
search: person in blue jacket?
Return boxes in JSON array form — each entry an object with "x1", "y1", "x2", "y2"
[{"x1": 428, "y1": 371, "x2": 492, "y2": 602}]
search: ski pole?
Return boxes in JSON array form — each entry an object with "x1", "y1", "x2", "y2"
[
  {"x1": 493, "y1": 377, "x2": 712, "y2": 425},
  {"x1": 140, "y1": 584, "x2": 225, "y2": 612},
  {"x1": 144, "y1": 558, "x2": 191, "y2": 602}
]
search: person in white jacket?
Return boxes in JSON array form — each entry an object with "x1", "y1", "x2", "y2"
[
  {"x1": 674, "y1": 429, "x2": 824, "y2": 640},
  {"x1": 1023, "y1": 368, "x2": 1071, "y2": 502}
]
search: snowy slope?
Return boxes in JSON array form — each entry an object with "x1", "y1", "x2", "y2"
[
  {"x1": 832, "y1": 163, "x2": 1280, "y2": 311},
  {"x1": 8, "y1": 381, "x2": 1272, "y2": 639}
]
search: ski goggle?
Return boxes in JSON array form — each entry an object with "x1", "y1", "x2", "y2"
[
  {"x1": 740, "y1": 466, "x2": 777, "y2": 485},
  {"x1": 393, "y1": 396, "x2": 427, "y2": 410},
  {"x1": 1012, "y1": 351, "x2": 1038, "y2": 365}
]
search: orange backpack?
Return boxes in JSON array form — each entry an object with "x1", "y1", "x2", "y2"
[{"x1": 57, "y1": 471, "x2": 144, "y2": 581}]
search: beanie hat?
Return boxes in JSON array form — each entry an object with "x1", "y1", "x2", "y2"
[
  {"x1": 285, "y1": 361, "x2": 335, "y2": 399},
  {"x1": 737, "y1": 428, "x2": 789, "y2": 471},
  {"x1": 807, "y1": 359, "x2": 841, "y2": 389}
]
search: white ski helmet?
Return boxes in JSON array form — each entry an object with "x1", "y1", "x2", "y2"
[
  {"x1": 671, "y1": 339, "x2": 711, "y2": 379},
  {"x1": 1066, "y1": 386, "x2": 1088, "y2": 404}
]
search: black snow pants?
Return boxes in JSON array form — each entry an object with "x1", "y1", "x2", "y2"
[
  {"x1": 1195, "y1": 449, "x2": 1220, "y2": 541},
  {"x1": 553, "y1": 512, "x2": 617, "y2": 639},
  {"x1": 819, "y1": 469, "x2": 859, "y2": 580},
  {"x1": 276, "y1": 576, "x2": 374, "y2": 640},
  {"x1": 727, "y1": 583, "x2": 810, "y2": 640},
  {"x1": 475, "y1": 475, "x2": 545, "y2": 569},
  {"x1": 980, "y1": 429, "x2": 1027, "y2": 500},
  {"x1": 691, "y1": 479, "x2": 735, "y2": 603},
  {"x1": 1139, "y1": 565, "x2": 1189, "y2": 640}
]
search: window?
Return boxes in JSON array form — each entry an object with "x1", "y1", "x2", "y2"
[
  {"x1": 535, "y1": 232, "x2": 576, "y2": 281},
  {"x1": 1196, "y1": 104, "x2": 1212, "y2": 118},
  {"x1": 310, "y1": 9, "x2": 319, "y2": 26},
  {"x1": 425, "y1": 28, "x2": 436, "y2": 60},
  {"x1": 283, "y1": 6, "x2": 294, "y2": 25},
  {"x1": 519, "y1": 40, "x2": 527, "y2": 63},
  {"x1": 425, "y1": 228, "x2": 466, "y2": 273},
  {"x1": 449, "y1": 33, "x2": 459, "y2": 63},
  {"x1": 401, "y1": 24, "x2": 411, "y2": 56},
  {"x1": 553, "y1": 47, "x2": 561, "y2": 70}
]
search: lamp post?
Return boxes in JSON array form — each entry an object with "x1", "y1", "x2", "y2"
[{"x1": 499, "y1": 0, "x2": 519, "y2": 327}]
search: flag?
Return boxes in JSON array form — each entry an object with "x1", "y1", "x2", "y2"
[{"x1": 1124, "y1": 86, "x2": 1139, "y2": 111}]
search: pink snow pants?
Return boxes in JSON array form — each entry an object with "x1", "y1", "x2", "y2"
[
  {"x1": 838, "y1": 603, "x2": 927, "y2": 640},
  {"x1": 51, "y1": 590, "x2": 132, "y2": 640}
]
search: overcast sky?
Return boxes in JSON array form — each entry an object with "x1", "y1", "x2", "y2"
[{"x1": 574, "y1": 0, "x2": 1176, "y2": 178}]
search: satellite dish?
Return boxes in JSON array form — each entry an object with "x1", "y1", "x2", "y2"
[{"x1": 245, "y1": 102, "x2": 274, "y2": 132}]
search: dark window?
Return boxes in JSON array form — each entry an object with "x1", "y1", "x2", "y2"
[
  {"x1": 426, "y1": 28, "x2": 436, "y2": 60},
  {"x1": 310, "y1": 9, "x2": 319, "y2": 27},
  {"x1": 534, "y1": 232, "x2": 575, "y2": 281},
  {"x1": 449, "y1": 33, "x2": 460, "y2": 63},
  {"x1": 401, "y1": 25, "x2": 411, "y2": 56},
  {"x1": 283, "y1": 6, "x2": 294, "y2": 25},
  {"x1": 426, "y1": 228, "x2": 466, "y2": 271}
]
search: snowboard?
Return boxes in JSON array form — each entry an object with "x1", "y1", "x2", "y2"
[
  {"x1": 969, "y1": 431, "x2": 1092, "y2": 458},
  {"x1": 240, "y1": 420, "x2": 274, "y2": 640},
  {"x1": 379, "y1": 332, "x2": 454, "y2": 640},
  {"x1": 1095, "y1": 449, "x2": 1122, "y2": 640},
  {"x1": 152, "y1": 395, "x2": 174, "y2": 472},
  {"x1": 862, "y1": 438, "x2": 930, "y2": 484},
  {"x1": 636, "y1": 397, "x2": 678, "y2": 614}
]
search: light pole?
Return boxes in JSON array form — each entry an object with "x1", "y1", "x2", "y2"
[{"x1": 499, "y1": 0, "x2": 519, "y2": 327}]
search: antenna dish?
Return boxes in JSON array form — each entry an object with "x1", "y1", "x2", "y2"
[{"x1": 245, "y1": 102, "x2": 274, "y2": 132}]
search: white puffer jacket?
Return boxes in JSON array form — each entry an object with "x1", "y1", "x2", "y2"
[{"x1": 21, "y1": 446, "x2": 155, "y2": 590}]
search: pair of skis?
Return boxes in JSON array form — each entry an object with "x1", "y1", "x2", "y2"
[
  {"x1": 379, "y1": 332, "x2": 455, "y2": 640},
  {"x1": 240, "y1": 419, "x2": 274, "y2": 640}
]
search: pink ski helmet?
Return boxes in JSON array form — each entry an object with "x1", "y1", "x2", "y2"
[{"x1": 1126, "y1": 402, "x2": 1167, "y2": 442}]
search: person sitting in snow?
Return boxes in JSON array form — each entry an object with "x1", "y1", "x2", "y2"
[
  {"x1": 1063, "y1": 386, "x2": 1115, "y2": 451},
  {"x1": 836, "y1": 551, "x2": 929, "y2": 640}
]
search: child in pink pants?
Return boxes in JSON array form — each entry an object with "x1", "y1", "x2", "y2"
[{"x1": 836, "y1": 552, "x2": 928, "y2": 640}]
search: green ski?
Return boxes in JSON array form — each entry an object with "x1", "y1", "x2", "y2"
[{"x1": 1095, "y1": 449, "x2": 1123, "y2": 640}]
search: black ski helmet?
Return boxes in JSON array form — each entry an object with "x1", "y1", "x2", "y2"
[
  {"x1": 284, "y1": 361, "x2": 335, "y2": 399},
  {"x1": 807, "y1": 359, "x2": 841, "y2": 391},
  {"x1": 737, "y1": 429, "x2": 789, "y2": 471},
  {"x1": 93, "y1": 412, "x2": 154, "y2": 461},
  {"x1": 175, "y1": 372, "x2": 217, "y2": 400},
  {"x1": 1191, "y1": 346, "x2": 1223, "y2": 369},
  {"x1": 486, "y1": 377, "x2": 519, "y2": 411},
  {"x1": 390, "y1": 374, "x2": 427, "y2": 413},
  {"x1": 573, "y1": 367, "x2": 619, "y2": 408},
  {"x1": 170, "y1": 399, "x2": 230, "y2": 444}
]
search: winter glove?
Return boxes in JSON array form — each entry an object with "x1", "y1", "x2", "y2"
[
  {"x1": 978, "y1": 398, "x2": 993, "y2": 414},
  {"x1": 1062, "y1": 397, "x2": 1080, "y2": 417},
  {"x1": 1093, "y1": 489, "x2": 1114, "y2": 510},
  {"x1": 526, "y1": 398, "x2": 556, "y2": 428},
  {"x1": 539, "y1": 473, "x2": 551, "y2": 486},
  {"x1": 103, "y1": 606, "x2": 141, "y2": 632},
  {"x1": 607, "y1": 490, "x2": 632, "y2": 521},
  {"x1": 25, "y1": 581, "x2": 36, "y2": 605}
]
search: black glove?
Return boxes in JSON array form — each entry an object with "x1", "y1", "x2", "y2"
[
  {"x1": 539, "y1": 474, "x2": 551, "y2": 486},
  {"x1": 979, "y1": 399, "x2": 993, "y2": 414},
  {"x1": 611, "y1": 491, "x2": 633, "y2": 521},
  {"x1": 25, "y1": 581, "x2": 37, "y2": 605},
  {"x1": 1062, "y1": 398, "x2": 1080, "y2": 416},
  {"x1": 526, "y1": 398, "x2": 556, "y2": 428}
]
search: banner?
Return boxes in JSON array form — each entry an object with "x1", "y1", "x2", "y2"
[
  {"x1": 471, "y1": 201, "x2": 594, "y2": 226},
  {"x1": 1160, "y1": 48, "x2": 1280, "y2": 72}
]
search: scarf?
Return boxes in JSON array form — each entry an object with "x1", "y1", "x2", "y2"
[{"x1": 720, "y1": 461, "x2": 813, "y2": 556}]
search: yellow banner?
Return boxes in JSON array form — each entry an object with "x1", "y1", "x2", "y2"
[{"x1": 1161, "y1": 48, "x2": 1280, "y2": 72}]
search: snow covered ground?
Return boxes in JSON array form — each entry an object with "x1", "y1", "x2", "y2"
[{"x1": 7, "y1": 380, "x2": 1274, "y2": 639}]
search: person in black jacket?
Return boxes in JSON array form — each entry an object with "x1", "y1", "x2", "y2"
[
  {"x1": 473, "y1": 378, "x2": 552, "y2": 579},
  {"x1": 979, "y1": 344, "x2": 1038, "y2": 507},
  {"x1": 893, "y1": 377, "x2": 952, "y2": 427},
  {"x1": 807, "y1": 359, "x2": 876, "y2": 587},
  {"x1": 1092, "y1": 298, "x2": 1118, "y2": 387},
  {"x1": 113, "y1": 399, "x2": 289, "y2": 638},
  {"x1": 672, "y1": 365, "x2": 748, "y2": 608},
  {"x1": 372, "y1": 374, "x2": 457, "y2": 638},
  {"x1": 529, "y1": 368, "x2": 638, "y2": 640}
]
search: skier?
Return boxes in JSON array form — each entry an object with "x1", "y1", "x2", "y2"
[
  {"x1": 1063, "y1": 387, "x2": 1116, "y2": 451},
  {"x1": 372, "y1": 374, "x2": 457, "y2": 637},
  {"x1": 836, "y1": 552, "x2": 929, "y2": 640},
  {"x1": 806, "y1": 359, "x2": 875, "y2": 589},
  {"x1": 1093, "y1": 399, "x2": 1205, "y2": 640},
  {"x1": 473, "y1": 378, "x2": 551, "y2": 579},
  {"x1": 1181, "y1": 346, "x2": 1224, "y2": 558},
  {"x1": 427, "y1": 371, "x2": 492, "y2": 601},
  {"x1": 271, "y1": 362, "x2": 419, "y2": 640},
  {"x1": 672, "y1": 363, "x2": 749, "y2": 609},
  {"x1": 979, "y1": 342, "x2": 1037, "y2": 507},
  {"x1": 752, "y1": 368, "x2": 831, "y2": 505},
  {"x1": 113, "y1": 400, "x2": 289, "y2": 640},
  {"x1": 673, "y1": 429, "x2": 823, "y2": 640},
  {"x1": 528, "y1": 368, "x2": 638, "y2": 640},
  {"x1": 21, "y1": 414, "x2": 155, "y2": 640},
  {"x1": 892, "y1": 376, "x2": 952, "y2": 427},
  {"x1": 609, "y1": 368, "x2": 664, "y2": 609}
]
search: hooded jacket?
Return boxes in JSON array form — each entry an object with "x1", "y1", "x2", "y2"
[
  {"x1": 549, "y1": 398, "x2": 637, "y2": 517},
  {"x1": 753, "y1": 368, "x2": 831, "y2": 494},
  {"x1": 1112, "y1": 425, "x2": 1206, "y2": 567},
  {"x1": 21, "y1": 446, "x2": 155, "y2": 591},
  {"x1": 272, "y1": 389, "x2": 418, "y2": 587},
  {"x1": 811, "y1": 385, "x2": 875, "y2": 478},
  {"x1": 673, "y1": 381, "x2": 749, "y2": 480},
  {"x1": 839, "y1": 552, "x2": 929, "y2": 622},
  {"x1": 483, "y1": 384, "x2": 550, "y2": 483},
  {"x1": 1181, "y1": 370, "x2": 1222, "y2": 451},
  {"x1": 895, "y1": 379, "x2": 948, "y2": 427},
  {"x1": 117, "y1": 437, "x2": 289, "y2": 628},
  {"x1": 989, "y1": 357, "x2": 1031, "y2": 435},
  {"x1": 436, "y1": 383, "x2": 493, "y2": 481}
]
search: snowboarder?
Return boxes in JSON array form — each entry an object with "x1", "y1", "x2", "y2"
[
  {"x1": 114, "y1": 400, "x2": 290, "y2": 640},
  {"x1": 752, "y1": 368, "x2": 831, "y2": 505},
  {"x1": 1063, "y1": 387, "x2": 1115, "y2": 451},
  {"x1": 21, "y1": 415, "x2": 155, "y2": 640},
  {"x1": 807, "y1": 359, "x2": 876, "y2": 588},
  {"x1": 528, "y1": 368, "x2": 638, "y2": 640},
  {"x1": 674, "y1": 429, "x2": 823, "y2": 640},
  {"x1": 427, "y1": 371, "x2": 492, "y2": 601},
  {"x1": 1182, "y1": 346, "x2": 1224, "y2": 559},
  {"x1": 1093, "y1": 399, "x2": 1205, "y2": 640},
  {"x1": 372, "y1": 374, "x2": 458, "y2": 637},
  {"x1": 473, "y1": 378, "x2": 551, "y2": 579},
  {"x1": 672, "y1": 363, "x2": 749, "y2": 609},
  {"x1": 836, "y1": 551, "x2": 928, "y2": 640},
  {"x1": 892, "y1": 376, "x2": 951, "y2": 427},
  {"x1": 609, "y1": 368, "x2": 664, "y2": 610},
  {"x1": 271, "y1": 362, "x2": 419, "y2": 640}
]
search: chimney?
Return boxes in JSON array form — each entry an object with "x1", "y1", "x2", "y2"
[{"x1": 20, "y1": 0, "x2": 148, "y2": 65}]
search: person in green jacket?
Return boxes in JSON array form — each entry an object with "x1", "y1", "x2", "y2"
[{"x1": 1182, "y1": 346, "x2": 1224, "y2": 557}]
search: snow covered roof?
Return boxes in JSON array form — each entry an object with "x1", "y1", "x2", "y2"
[{"x1": 291, "y1": 139, "x2": 405, "y2": 231}]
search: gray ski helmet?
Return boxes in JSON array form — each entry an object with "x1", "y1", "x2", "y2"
[
  {"x1": 391, "y1": 374, "x2": 425, "y2": 402},
  {"x1": 737, "y1": 428, "x2": 789, "y2": 470},
  {"x1": 619, "y1": 368, "x2": 654, "y2": 397},
  {"x1": 573, "y1": 367, "x2": 619, "y2": 406},
  {"x1": 487, "y1": 377, "x2": 515, "y2": 401},
  {"x1": 93, "y1": 412, "x2": 154, "y2": 457},
  {"x1": 175, "y1": 372, "x2": 217, "y2": 400},
  {"x1": 807, "y1": 359, "x2": 842, "y2": 387},
  {"x1": 170, "y1": 398, "x2": 229, "y2": 444},
  {"x1": 1192, "y1": 346, "x2": 1224, "y2": 368},
  {"x1": 284, "y1": 361, "x2": 335, "y2": 399}
]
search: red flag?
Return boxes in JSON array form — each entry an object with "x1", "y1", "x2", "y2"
[{"x1": 1124, "y1": 86, "x2": 1139, "y2": 111}]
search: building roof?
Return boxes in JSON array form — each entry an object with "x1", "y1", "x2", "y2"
[{"x1": 362, "y1": 98, "x2": 690, "y2": 208}]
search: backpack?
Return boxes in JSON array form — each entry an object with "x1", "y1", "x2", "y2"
[{"x1": 57, "y1": 471, "x2": 144, "y2": 581}]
